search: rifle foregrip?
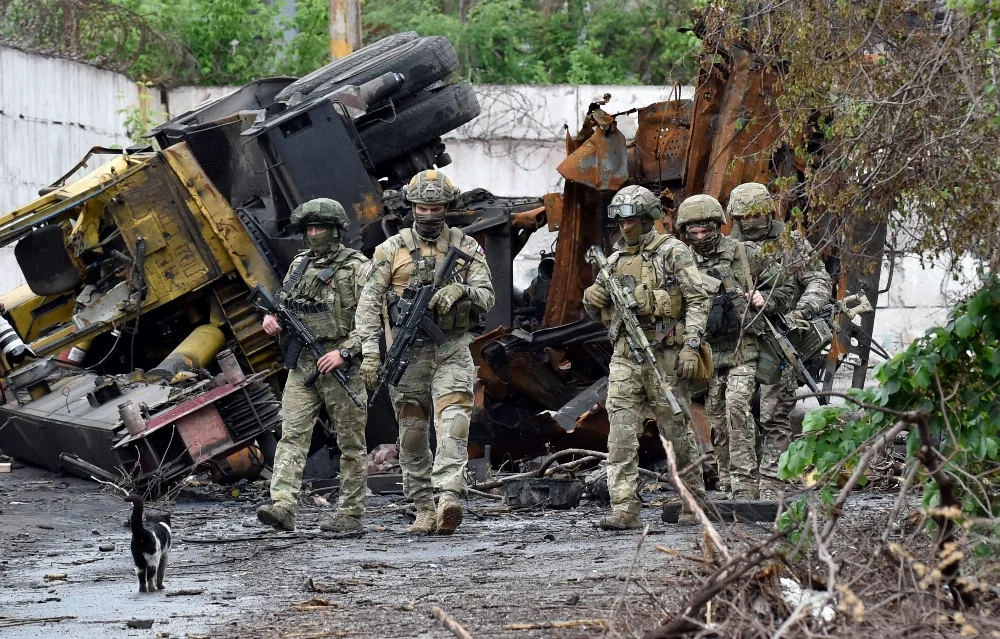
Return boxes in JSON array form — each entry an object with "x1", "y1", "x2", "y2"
[{"x1": 304, "y1": 369, "x2": 320, "y2": 387}]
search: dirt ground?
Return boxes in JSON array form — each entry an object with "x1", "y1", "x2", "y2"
[{"x1": 0, "y1": 463, "x2": 899, "y2": 639}]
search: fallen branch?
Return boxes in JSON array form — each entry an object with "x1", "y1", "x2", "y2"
[
  {"x1": 506, "y1": 619, "x2": 607, "y2": 630},
  {"x1": 0, "y1": 616, "x2": 77, "y2": 628},
  {"x1": 431, "y1": 606, "x2": 474, "y2": 639},
  {"x1": 471, "y1": 448, "x2": 674, "y2": 491},
  {"x1": 467, "y1": 488, "x2": 503, "y2": 500},
  {"x1": 662, "y1": 437, "x2": 729, "y2": 561}
]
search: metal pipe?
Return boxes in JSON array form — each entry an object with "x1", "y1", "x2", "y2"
[
  {"x1": 147, "y1": 325, "x2": 226, "y2": 382},
  {"x1": 329, "y1": 0, "x2": 361, "y2": 60},
  {"x1": 118, "y1": 400, "x2": 146, "y2": 436}
]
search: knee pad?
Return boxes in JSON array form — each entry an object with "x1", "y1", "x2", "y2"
[{"x1": 398, "y1": 416, "x2": 429, "y2": 454}]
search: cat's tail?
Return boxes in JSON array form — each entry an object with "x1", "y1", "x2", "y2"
[{"x1": 124, "y1": 493, "x2": 144, "y2": 536}]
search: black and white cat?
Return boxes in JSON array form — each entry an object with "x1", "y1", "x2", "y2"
[{"x1": 125, "y1": 494, "x2": 172, "y2": 593}]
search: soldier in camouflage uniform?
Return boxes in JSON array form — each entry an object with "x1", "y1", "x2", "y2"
[
  {"x1": 582, "y1": 186, "x2": 711, "y2": 530},
  {"x1": 727, "y1": 182, "x2": 832, "y2": 498},
  {"x1": 353, "y1": 170, "x2": 494, "y2": 535},
  {"x1": 675, "y1": 195, "x2": 793, "y2": 500},
  {"x1": 257, "y1": 198, "x2": 371, "y2": 533}
]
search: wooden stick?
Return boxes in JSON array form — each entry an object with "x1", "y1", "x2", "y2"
[
  {"x1": 431, "y1": 606, "x2": 474, "y2": 639},
  {"x1": 506, "y1": 619, "x2": 607, "y2": 630},
  {"x1": 661, "y1": 437, "x2": 730, "y2": 561}
]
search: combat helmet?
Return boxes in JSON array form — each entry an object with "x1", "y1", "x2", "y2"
[
  {"x1": 290, "y1": 198, "x2": 350, "y2": 231},
  {"x1": 676, "y1": 194, "x2": 726, "y2": 229},
  {"x1": 402, "y1": 169, "x2": 460, "y2": 205},
  {"x1": 727, "y1": 182, "x2": 776, "y2": 218},
  {"x1": 608, "y1": 185, "x2": 662, "y2": 220}
]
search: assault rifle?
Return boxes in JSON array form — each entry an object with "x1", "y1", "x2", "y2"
[
  {"x1": 247, "y1": 284, "x2": 364, "y2": 408},
  {"x1": 763, "y1": 291, "x2": 874, "y2": 405},
  {"x1": 370, "y1": 246, "x2": 474, "y2": 406},
  {"x1": 585, "y1": 245, "x2": 682, "y2": 415}
]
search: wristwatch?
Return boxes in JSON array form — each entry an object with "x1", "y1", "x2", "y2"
[
  {"x1": 339, "y1": 348, "x2": 353, "y2": 361},
  {"x1": 684, "y1": 337, "x2": 702, "y2": 350}
]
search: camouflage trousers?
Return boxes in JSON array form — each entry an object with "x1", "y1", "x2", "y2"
[
  {"x1": 270, "y1": 353, "x2": 368, "y2": 517},
  {"x1": 706, "y1": 359, "x2": 758, "y2": 496},
  {"x1": 389, "y1": 333, "x2": 475, "y2": 508},
  {"x1": 606, "y1": 342, "x2": 705, "y2": 516},
  {"x1": 757, "y1": 364, "x2": 796, "y2": 480}
]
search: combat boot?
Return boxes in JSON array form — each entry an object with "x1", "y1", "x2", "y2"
[
  {"x1": 758, "y1": 478, "x2": 784, "y2": 501},
  {"x1": 599, "y1": 511, "x2": 642, "y2": 530},
  {"x1": 257, "y1": 502, "x2": 295, "y2": 532},
  {"x1": 729, "y1": 479, "x2": 759, "y2": 501},
  {"x1": 408, "y1": 504, "x2": 437, "y2": 535},
  {"x1": 436, "y1": 494, "x2": 464, "y2": 535},
  {"x1": 320, "y1": 514, "x2": 362, "y2": 533}
]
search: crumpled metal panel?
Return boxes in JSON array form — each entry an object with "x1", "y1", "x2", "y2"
[
  {"x1": 629, "y1": 98, "x2": 692, "y2": 185},
  {"x1": 557, "y1": 125, "x2": 628, "y2": 191}
]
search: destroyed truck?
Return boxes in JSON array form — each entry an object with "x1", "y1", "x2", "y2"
[
  {"x1": 0, "y1": 33, "x2": 547, "y2": 491},
  {"x1": 0, "y1": 29, "x2": 885, "y2": 491}
]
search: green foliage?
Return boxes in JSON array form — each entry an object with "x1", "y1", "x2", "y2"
[
  {"x1": 115, "y1": 0, "x2": 287, "y2": 85},
  {"x1": 779, "y1": 279, "x2": 1000, "y2": 519},
  {"x1": 117, "y1": 85, "x2": 168, "y2": 144},
  {"x1": 361, "y1": 0, "x2": 701, "y2": 84}
]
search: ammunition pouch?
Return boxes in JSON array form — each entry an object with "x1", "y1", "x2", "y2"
[
  {"x1": 786, "y1": 316, "x2": 833, "y2": 360},
  {"x1": 283, "y1": 337, "x2": 304, "y2": 370},
  {"x1": 755, "y1": 332, "x2": 784, "y2": 385},
  {"x1": 706, "y1": 291, "x2": 741, "y2": 341}
]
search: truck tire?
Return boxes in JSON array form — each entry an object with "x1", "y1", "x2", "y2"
[
  {"x1": 274, "y1": 31, "x2": 419, "y2": 102},
  {"x1": 359, "y1": 82, "x2": 481, "y2": 168},
  {"x1": 307, "y1": 36, "x2": 459, "y2": 102}
]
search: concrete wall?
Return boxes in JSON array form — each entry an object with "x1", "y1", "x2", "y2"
[
  {"x1": 0, "y1": 47, "x2": 141, "y2": 293},
  {"x1": 0, "y1": 49, "x2": 973, "y2": 360}
]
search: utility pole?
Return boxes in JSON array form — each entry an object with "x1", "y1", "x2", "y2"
[{"x1": 329, "y1": 0, "x2": 361, "y2": 60}]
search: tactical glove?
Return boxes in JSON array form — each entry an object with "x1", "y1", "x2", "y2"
[
  {"x1": 677, "y1": 345, "x2": 700, "y2": 381},
  {"x1": 430, "y1": 283, "x2": 465, "y2": 314},
  {"x1": 583, "y1": 283, "x2": 610, "y2": 308},
  {"x1": 359, "y1": 355, "x2": 381, "y2": 390}
]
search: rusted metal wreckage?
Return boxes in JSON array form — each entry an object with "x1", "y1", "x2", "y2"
[{"x1": 0, "y1": 33, "x2": 882, "y2": 490}]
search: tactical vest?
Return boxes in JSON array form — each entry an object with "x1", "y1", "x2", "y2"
[
  {"x1": 701, "y1": 240, "x2": 762, "y2": 349},
  {"x1": 283, "y1": 247, "x2": 361, "y2": 343},
  {"x1": 389, "y1": 227, "x2": 474, "y2": 333},
  {"x1": 603, "y1": 235, "x2": 686, "y2": 345}
]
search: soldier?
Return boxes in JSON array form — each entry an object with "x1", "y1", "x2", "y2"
[
  {"x1": 353, "y1": 170, "x2": 494, "y2": 535},
  {"x1": 257, "y1": 198, "x2": 371, "y2": 533},
  {"x1": 727, "y1": 182, "x2": 832, "y2": 499},
  {"x1": 582, "y1": 186, "x2": 711, "y2": 530},
  {"x1": 675, "y1": 194, "x2": 793, "y2": 500}
]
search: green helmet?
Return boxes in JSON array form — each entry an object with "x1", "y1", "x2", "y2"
[
  {"x1": 727, "y1": 182, "x2": 776, "y2": 218},
  {"x1": 402, "y1": 169, "x2": 460, "y2": 205},
  {"x1": 676, "y1": 194, "x2": 726, "y2": 229},
  {"x1": 608, "y1": 185, "x2": 661, "y2": 221},
  {"x1": 290, "y1": 198, "x2": 350, "y2": 231}
]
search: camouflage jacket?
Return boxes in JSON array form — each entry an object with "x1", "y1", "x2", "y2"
[
  {"x1": 279, "y1": 244, "x2": 370, "y2": 357},
  {"x1": 692, "y1": 234, "x2": 795, "y2": 363},
  {"x1": 353, "y1": 225, "x2": 495, "y2": 359},
  {"x1": 583, "y1": 230, "x2": 709, "y2": 346},
  {"x1": 733, "y1": 220, "x2": 832, "y2": 317}
]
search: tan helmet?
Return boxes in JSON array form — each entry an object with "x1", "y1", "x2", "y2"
[
  {"x1": 290, "y1": 198, "x2": 350, "y2": 231},
  {"x1": 676, "y1": 194, "x2": 726, "y2": 229},
  {"x1": 727, "y1": 182, "x2": 776, "y2": 218},
  {"x1": 608, "y1": 185, "x2": 661, "y2": 220},
  {"x1": 402, "y1": 169, "x2": 460, "y2": 205}
]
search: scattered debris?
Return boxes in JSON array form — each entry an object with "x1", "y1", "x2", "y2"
[
  {"x1": 0, "y1": 463, "x2": 11, "y2": 473},
  {"x1": 98, "y1": 543, "x2": 115, "y2": 552},
  {"x1": 305, "y1": 577, "x2": 349, "y2": 594},
  {"x1": 126, "y1": 618, "x2": 154, "y2": 629},
  {"x1": 367, "y1": 443, "x2": 399, "y2": 474},
  {"x1": 165, "y1": 588, "x2": 205, "y2": 597},
  {"x1": 291, "y1": 598, "x2": 339, "y2": 610},
  {"x1": 43, "y1": 573, "x2": 67, "y2": 582},
  {"x1": 504, "y1": 477, "x2": 584, "y2": 509},
  {"x1": 507, "y1": 619, "x2": 606, "y2": 630},
  {"x1": 0, "y1": 615, "x2": 76, "y2": 629}
]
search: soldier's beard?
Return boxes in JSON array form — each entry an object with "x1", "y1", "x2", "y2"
[
  {"x1": 306, "y1": 228, "x2": 338, "y2": 254},
  {"x1": 739, "y1": 218, "x2": 770, "y2": 241},
  {"x1": 413, "y1": 210, "x2": 446, "y2": 239},
  {"x1": 688, "y1": 229, "x2": 720, "y2": 255}
]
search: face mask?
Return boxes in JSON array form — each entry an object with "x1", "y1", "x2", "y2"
[
  {"x1": 739, "y1": 217, "x2": 770, "y2": 241},
  {"x1": 620, "y1": 220, "x2": 644, "y2": 246},
  {"x1": 306, "y1": 227, "x2": 338, "y2": 254},
  {"x1": 687, "y1": 226, "x2": 721, "y2": 254},
  {"x1": 414, "y1": 209, "x2": 446, "y2": 239}
]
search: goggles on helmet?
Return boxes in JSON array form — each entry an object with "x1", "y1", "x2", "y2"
[{"x1": 609, "y1": 203, "x2": 640, "y2": 219}]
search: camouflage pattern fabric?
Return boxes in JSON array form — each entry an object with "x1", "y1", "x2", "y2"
[
  {"x1": 741, "y1": 221, "x2": 832, "y2": 481},
  {"x1": 353, "y1": 225, "x2": 494, "y2": 507},
  {"x1": 757, "y1": 364, "x2": 797, "y2": 480},
  {"x1": 706, "y1": 361, "x2": 758, "y2": 496},
  {"x1": 583, "y1": 230, "x2": 710, "y2": 515},
  {"x1": 271, "y1": 359, "x2": 368, "y2": 516},
  {"x1": 269, "y1": 244, "x2": 371, "y2": 516},
  {"x1": 692, "y1": 234, "x2": 793, "y2": 497},
  {"x1": 607, "y1": 345, "x2": 705, "y2": 514}
]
